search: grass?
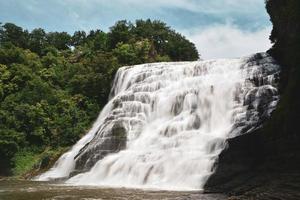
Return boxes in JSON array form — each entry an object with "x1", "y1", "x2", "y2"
[{"x1": 12, "y1": 147, "x2": 68, "y2": 178}]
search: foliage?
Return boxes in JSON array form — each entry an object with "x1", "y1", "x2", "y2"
[
  {"x1": 0, "y1": 20, "x2": 199, "y2": 176},
  {"x1": 12, "y1": 147, "x2": 68, "y2": 177}
]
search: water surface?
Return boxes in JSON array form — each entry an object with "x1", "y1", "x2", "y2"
[{"x1": 0, "y1": 180, "x2": 227, "y2": 200}]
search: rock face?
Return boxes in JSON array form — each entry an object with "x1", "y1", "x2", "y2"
[
  {"x1": 204, "y1": 54, "x2": 300, "y2": 199},
  {"x1": 205, "y1": 1, "x2": 300, "y2": 198},
  {"x1": 228, "y1": 53, "x2": 280, "y2": 138},
  {"x1": 204, "y1": 129, "x2": 300, "y2": 199},
  {"x1": 73, "y1": 121, "x2": 127, "y2": 172},
  {"x1": 203, "y1": 54, "x2": 282, "y2": 192}
]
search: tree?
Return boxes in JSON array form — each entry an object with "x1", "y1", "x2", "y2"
[
  {"x1": 72, "y1": 31, "x2": 87, "y2": 47},
  {"x1": 46, "y1": 32, "x2": 71, "y2": 50},
  {"x1": 0, "y1": 129, "x2": 25, "y2": 175},
  {"x1": 91, "y1": 30, "x2": 108, "y2": 51},
  {"x1": 113, "y1": 42, "x2": 138, "y2": 65},
  {"x1": 108, "y1": 20, "x2": 134, "y2": 49},
  {"x1": 28, "y1": 28, "x2": 48, "y2": 55},
  {"x1": 0, "y1": 23, "x2": 29, "y2": 48}
]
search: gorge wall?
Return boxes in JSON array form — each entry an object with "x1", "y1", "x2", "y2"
[{"x1": 204, "y1": 1, "x2": 300, "y2": 199}]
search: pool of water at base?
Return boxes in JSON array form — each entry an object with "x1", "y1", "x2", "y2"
[{"x1": 0, "y1": 180, "x2": 227, "y2": 200}]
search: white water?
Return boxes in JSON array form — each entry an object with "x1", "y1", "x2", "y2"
[
  {"x1": 35, "y1": 103, "x2": 113, "y2": 180},
  {"x1": 37, "y1": 54, "x2": 279, "y2": 190}
]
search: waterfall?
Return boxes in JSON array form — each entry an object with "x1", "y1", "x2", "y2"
[{"x1": 36, "y1": 53, "x2": 280, "y2": 191}]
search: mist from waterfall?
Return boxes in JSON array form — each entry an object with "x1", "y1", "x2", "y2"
[{"x1": 36, "y1": 53, "x2": 280, "y2": 191}]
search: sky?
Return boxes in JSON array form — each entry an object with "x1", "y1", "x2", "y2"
[{"x1": 0, "y1": 0, "x2": 272, "y2": 59}]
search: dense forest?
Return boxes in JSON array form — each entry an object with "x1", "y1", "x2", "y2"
[{"x1": 0, "y1": 20, "x2": 199, "y2": 176}]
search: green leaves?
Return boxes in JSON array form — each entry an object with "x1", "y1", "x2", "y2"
[
  {"x1": 108, "y1": 19, "x2": 199, "y2": 62},
  {"x1": 0, "y1": 129, "x2": 25, "y2": 175},
  {"x1": 113, "y1": 42, "x2": 138, "y2": 65},
  {"x1": 0, "y1": 20, "x2": 199, "y2": 175}
]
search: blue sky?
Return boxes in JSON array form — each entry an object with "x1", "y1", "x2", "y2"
[{"x1": 0, "y1": 0, "x2": 272, "y2": 59}]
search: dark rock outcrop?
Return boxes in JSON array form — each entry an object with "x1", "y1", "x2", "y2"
[
  {"x1": 73, "y1": 121, "x2": 127, "y2": 173},
  {"x1": 205, "y1": 128, "x2": 300, "y2": 199},
  {"x1": 205, "y1": 1, "x2": 300, "y2": 198}
]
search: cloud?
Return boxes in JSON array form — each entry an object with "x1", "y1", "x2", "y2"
[
  {"x1": 183, "y1": 24, "x2": 272, "y2": 59},
  {"x1": 64, "y1": 0, "x2": 265, "y2": 15},
  {"x1": 0, "y1": 0, "x2": 269, "y2": 32},
  {"x1": 0, "y1": 0, "x2": 271, "y2": 59}
]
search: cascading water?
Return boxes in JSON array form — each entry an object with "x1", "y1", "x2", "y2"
[{"x1": 36, "y1": 53, "x2": 280, "y2": 191}]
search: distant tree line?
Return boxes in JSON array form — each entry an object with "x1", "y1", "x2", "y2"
[{"x1": 0, "y1": 20, "x2": 199, "y2": 175}]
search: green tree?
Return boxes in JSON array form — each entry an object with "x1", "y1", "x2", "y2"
[
  {"x1": 71, "y1": 31, "x2": 87, "y2": 47},
  {"x1": 0, "y1": 20, "x2": 199, "y2": 176},
  {"x1": 108, "y1": 20, "x2": 134, "y2": 49},
  {"x1": 46, "y1": 32, "x2": 71, "y2": 50},
  {"x1": 0, "y1": 23, "x2": 29, "y2": 48},
  {"x1": 28, "y1": 28, "x2": 48, "y2": 55},
  {"x1": 113, "y1": 42, "x2": 138, "y2": 65}
]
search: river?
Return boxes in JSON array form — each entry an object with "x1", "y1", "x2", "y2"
[{"x1": 0, "y1": 180, "x2": 227, "y2": 200}]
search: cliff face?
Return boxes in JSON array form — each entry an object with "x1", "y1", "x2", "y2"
[{"x1": 204, "y1": 0, "x2": 300, "y2": 199}]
